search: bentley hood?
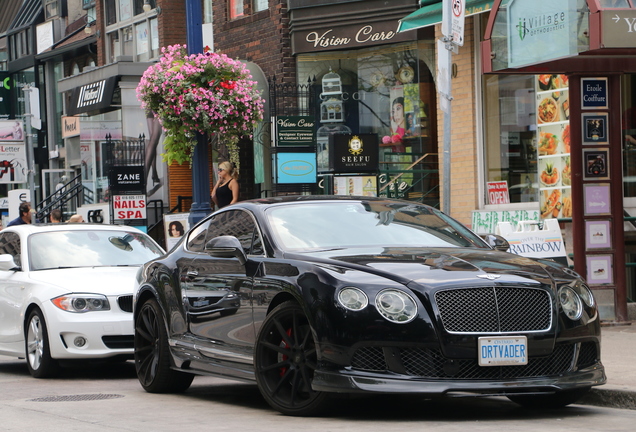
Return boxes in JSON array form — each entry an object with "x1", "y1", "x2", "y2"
[{"x1": 294, "y1": 247, "x2": 567, "y2": 289}]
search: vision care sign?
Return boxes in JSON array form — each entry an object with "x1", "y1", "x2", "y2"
[
  {"x1": 113, "y1": 195, "x2": 146, "y2": 220},
  {"x1": 276, "y1": 116, "x2": 315, "y2": 146},
  {"x1": 332, "y1": 134, "x2": 379, "y2": 173}
]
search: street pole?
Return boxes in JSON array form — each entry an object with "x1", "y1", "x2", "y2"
[
  {"x1": 185, "y1": 0, "x2": 212, "y2": 225},
  {"x1": 23, "y1": 85, "x2": 37, "y2": 223}
]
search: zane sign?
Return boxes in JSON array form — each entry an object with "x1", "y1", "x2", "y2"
[
  {"x1": 109, "y1": 165, "x2": 145, "y2": 193},
  {"x1": 113, "y1": 195, "x2": 146, "y2": 220}
]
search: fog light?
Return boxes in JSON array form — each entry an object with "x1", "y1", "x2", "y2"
[{"x1": 74, "y1": 337, "x2": 87, "y2": 347}]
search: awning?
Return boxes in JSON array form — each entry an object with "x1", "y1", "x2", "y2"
[{"x1": 398, "y1": 0, "x2": 494, "y2": 33}]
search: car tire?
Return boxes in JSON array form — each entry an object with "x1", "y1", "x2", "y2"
[
  {"x1": 507, "y1": 387, "x2": 591, "y2": 409},
  {"x1": 134, "y1": 297, "x2": 194, "y2": 393},
  {"x1": 24, "y1": 308, "x2": 60, "y2": 378},
  {"x1": 254, "y1": 300, "x2": 331, "y2": 416}
]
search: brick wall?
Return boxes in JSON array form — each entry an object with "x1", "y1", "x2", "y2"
[{"x1": 435, "y1": 19, "x2": 479, "y2": 227}]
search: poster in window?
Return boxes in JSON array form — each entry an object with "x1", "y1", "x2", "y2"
[
  {"x1": 583, "y1": 148, "x2": 609, "y2": 180},
  {"x1": 136, "y1": 21, "x2": 149, "y2": 55}
]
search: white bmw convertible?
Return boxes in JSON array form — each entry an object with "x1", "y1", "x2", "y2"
[{"x1": 0, "y1": 223, "x2": 164, "y2": 377}]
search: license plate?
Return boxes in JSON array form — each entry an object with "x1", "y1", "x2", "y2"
[{"x1": 478, "y1": 336, "x2": 528, "y2": 366}]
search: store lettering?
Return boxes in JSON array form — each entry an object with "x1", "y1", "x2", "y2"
[
  {"x1": 341, "y1": 155, "x2": 370, "y2": 163},
  {"x1": 355, "y1": 25, "x2": 396, "y2": 43},
  {"x1": 277, "y1": 118, "x2": 314, "y2": 128},
  {"x1": 306, "y1": 24, "x2": 397, "y2": 49},
  {"x1": 624, "y1": 17, "x2": 636, "y2": 32},
  {"x1": 306, "y1": 30, "x2": 351, "y2": 48}
]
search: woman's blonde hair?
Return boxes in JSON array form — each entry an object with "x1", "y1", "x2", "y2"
[{"x1": 219, "y1": 161, "x2": 239, "y2": 180}]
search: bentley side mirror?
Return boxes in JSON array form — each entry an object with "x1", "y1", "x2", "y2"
[
  {"x1": 205, "y1": 235, "x2": 247, "y2": 265},
  {"x1": 481, "y1": 234, "x2": 510, "y2": 252}
]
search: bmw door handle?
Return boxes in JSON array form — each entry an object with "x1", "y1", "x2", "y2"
[{"x1": 186, "y1": 270, "x2": 198, "y2": 279}]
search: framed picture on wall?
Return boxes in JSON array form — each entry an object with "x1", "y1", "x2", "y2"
[
  {"x1": 585, "y1": 220, "x2": 612, "y2": 250},
  {"x1": 581, "y1": 112, "x2": 608, "y2": 144},
  {"x1": 584, "y1": 184, "x2": 611, "y2": 215},
  {"x1": 586, "y1": 254, "x2": 613, "y2": 285},
  {"x1": 583, "y1": 148, "x2": 610, "y2": 180}
]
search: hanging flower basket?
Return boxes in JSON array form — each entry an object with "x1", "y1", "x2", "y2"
[{"x1": 136, "y1": 44, "x2": 265, "y2": 166}]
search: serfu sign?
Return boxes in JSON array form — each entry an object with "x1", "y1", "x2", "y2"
[{"x1": 113, "y1": 195, "x2": 146, "y2": 220}]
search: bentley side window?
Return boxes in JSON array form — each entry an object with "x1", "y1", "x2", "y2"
[
  {"x1": 206, "y1": 210, "x2": 260, "y2": 255},
  {"x1": 186, "y1": 219, "x2": 211, "y2": 253}
]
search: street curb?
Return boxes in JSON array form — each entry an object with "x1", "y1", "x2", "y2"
[{"x1": 579, "y1": 387, "x2": 636, "y2": 410}]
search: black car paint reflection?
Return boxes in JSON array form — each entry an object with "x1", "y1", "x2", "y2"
[{"x1": 133, "y1": 196, "x2": 605, "y2": 416}]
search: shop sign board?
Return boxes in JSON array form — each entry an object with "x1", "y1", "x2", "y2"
[
  {"x1": 601, "y1": 10, "x2": 636, "y2": 48},
  {"x1": 507, "y1": 0, "x2": 578, "y2": 68},
  {"x1": 0, "y1": 143, "x2": 27, "y2": 184},
  {"x1": 496, "y1": 219, "x2": 567, "y2": 265},
  {"x1": 109, "y1": 166, "x2": 145, "y2": 194},
  {"x1": 67, "y1": 77, "x2": 119, "y2": 116},
  {"x1": 275, "y1": 152, "x2": 317, "y2": 184},
  {"x1": 581, "y1": 78, "x2": 608, "y2": 110},
  {"x1": 292, "y1": 20, "x2": 413, "y2": 54},
  {"x1": 113, "y1": 194, "x2": 146, "y2": 220},
  {"x1": 61, "y1": 116, "x2": 80, "y2": 138},
  {"x1": 332, "y1": 134, "x2": 379, "y2": 173},
  {"x1": 0, "y1": 72, "x2": 11, "y2": 119},
  {"x1": 486, "y1": 181, "x2": 510, "y2": 204},
  {"x1": 276, "y1": 116, "x2": 316, "y2": 146}
]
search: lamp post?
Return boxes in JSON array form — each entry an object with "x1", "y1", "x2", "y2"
[{"x1": 185, "y1": 0, "x2": 212, "y2": 225}]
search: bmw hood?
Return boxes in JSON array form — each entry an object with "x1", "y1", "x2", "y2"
[
  {"x1": 28, "y1": 266, "x2": 140, "y2": 295},
  {"x1": 294, "y1": 247, "x2": 568, "y2": 288}
]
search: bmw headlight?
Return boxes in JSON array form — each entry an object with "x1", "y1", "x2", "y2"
[
  {"x1": 338, "y1": 287, "x2": 368, "y2": 311},
  {"x1": 558, "y1": 286, "x2": 582, "y2": 320},
  {"x1": 52, "y1": 294, "x2": 111, "y2": 313},
  {"x1": 375, "y1": 289, "x2": 417, "y2": 323}
]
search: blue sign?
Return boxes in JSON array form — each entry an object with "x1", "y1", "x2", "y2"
[
  {"x1": 276, "y1": 152, "x2": 317, "y2": 184},
  {"x1": 581, "y1": 78, "x2": 608, "y2": 109}
]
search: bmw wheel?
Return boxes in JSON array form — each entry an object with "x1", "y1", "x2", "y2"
[
  {"x1": 254, "y1": 301, "x2": 330, "y2": 416},
  {"x1": 25, "y1": 308, "x2": 60, "y2": 378},
  {"x1": 507, "y1": 387, "x2": 591, "y2": 409},
  {"x1": 134, "y1": 297, "x2": 194, "y2": 393}
]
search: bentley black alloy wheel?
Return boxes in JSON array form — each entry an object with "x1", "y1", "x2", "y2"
[
  {"x1": 255, "y1": 301, "x2": 330, "y2": 416},
  {"x1": 134, "y1": 297, "x2": 194, "y2": 393}
]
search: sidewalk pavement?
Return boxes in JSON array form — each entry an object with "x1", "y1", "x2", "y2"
[{"x1": 579, "y1": 322, "x2": 636, "y2": 410}]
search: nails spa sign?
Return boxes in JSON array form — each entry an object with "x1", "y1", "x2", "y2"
[{"x1": 292, "y1": 21, "x2": 413, "y2": 53}]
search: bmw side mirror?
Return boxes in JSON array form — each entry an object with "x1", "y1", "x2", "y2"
[
  {"x1": 205, "y1": 236, "x2": 247, "y2": 265},
  {"x1": 481, "y1": 234, "x2": 510, "y2": 252},
  {"x1": 0, "y1": 254, "x2": 20, "y2": 271}
]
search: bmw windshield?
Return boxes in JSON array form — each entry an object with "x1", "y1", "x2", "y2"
[{"x1": 28, "y1": 230, "x2": 164, "y2": 270}]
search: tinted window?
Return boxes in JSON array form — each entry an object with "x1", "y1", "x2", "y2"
[
  {"x1": 206, "y1": 210, "x2": 263, "y2": 256},
  {"x1": 0, "y1": 232, "x2": 21, "y2": 268},
  {"x1": 186, "y1": 219, "x2": 211, "y2": 253}
]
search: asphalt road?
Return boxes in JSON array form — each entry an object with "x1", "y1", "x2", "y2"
[{"x1": 1, "y1": 356, "x2": 635, "y2": 432}]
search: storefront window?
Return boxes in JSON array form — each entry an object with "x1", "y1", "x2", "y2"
[
  {"x1": 622, "y1": 74, "x2": 636, "y2": 203},
  {"x1": 296, "y1": 42, "x2": 438, "y2": 205},
  {"x1": 483, "y1": 74, "x2": 539, "y2": 205}
]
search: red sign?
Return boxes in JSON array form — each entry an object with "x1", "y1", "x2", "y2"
[
  {"x1": 113, "y1": 195, "x2": 146, "y2": 220},
  {"x1": 487, "y1": 181, "x2": 510, "y2": 205}
]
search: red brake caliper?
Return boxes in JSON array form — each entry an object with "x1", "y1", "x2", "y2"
[{"x1": 279, "y1": 328, "x2": 292, "y2": 377}]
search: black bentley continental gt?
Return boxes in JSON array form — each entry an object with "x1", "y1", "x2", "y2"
[{"x1": 132, "y1": 196, "x2": 605, "y2": 416}]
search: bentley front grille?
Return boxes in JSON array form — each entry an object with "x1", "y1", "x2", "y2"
[
  {"x1": 350, "y1": 342, "x2": 599, "y2": 380},
  {"x1": 434, "y1": 286, "x2": 552, "y2": 333}
]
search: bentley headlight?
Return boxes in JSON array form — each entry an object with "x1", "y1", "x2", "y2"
[
  {"x1": 576, "y1": 283, "x2": 595, "y2": 308},
  {"x1": 338, "y1": 287, "x2": 368, "y2": 311},
  {"x1": 558, "y1": 286, "x2": 582, "y2": 320},
  {"x1": 375, "y1": 289, "x2": 417, "y2": 323},
  {"x1": 52, "y1": 294, "x2": 111, "y2": 313}
]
